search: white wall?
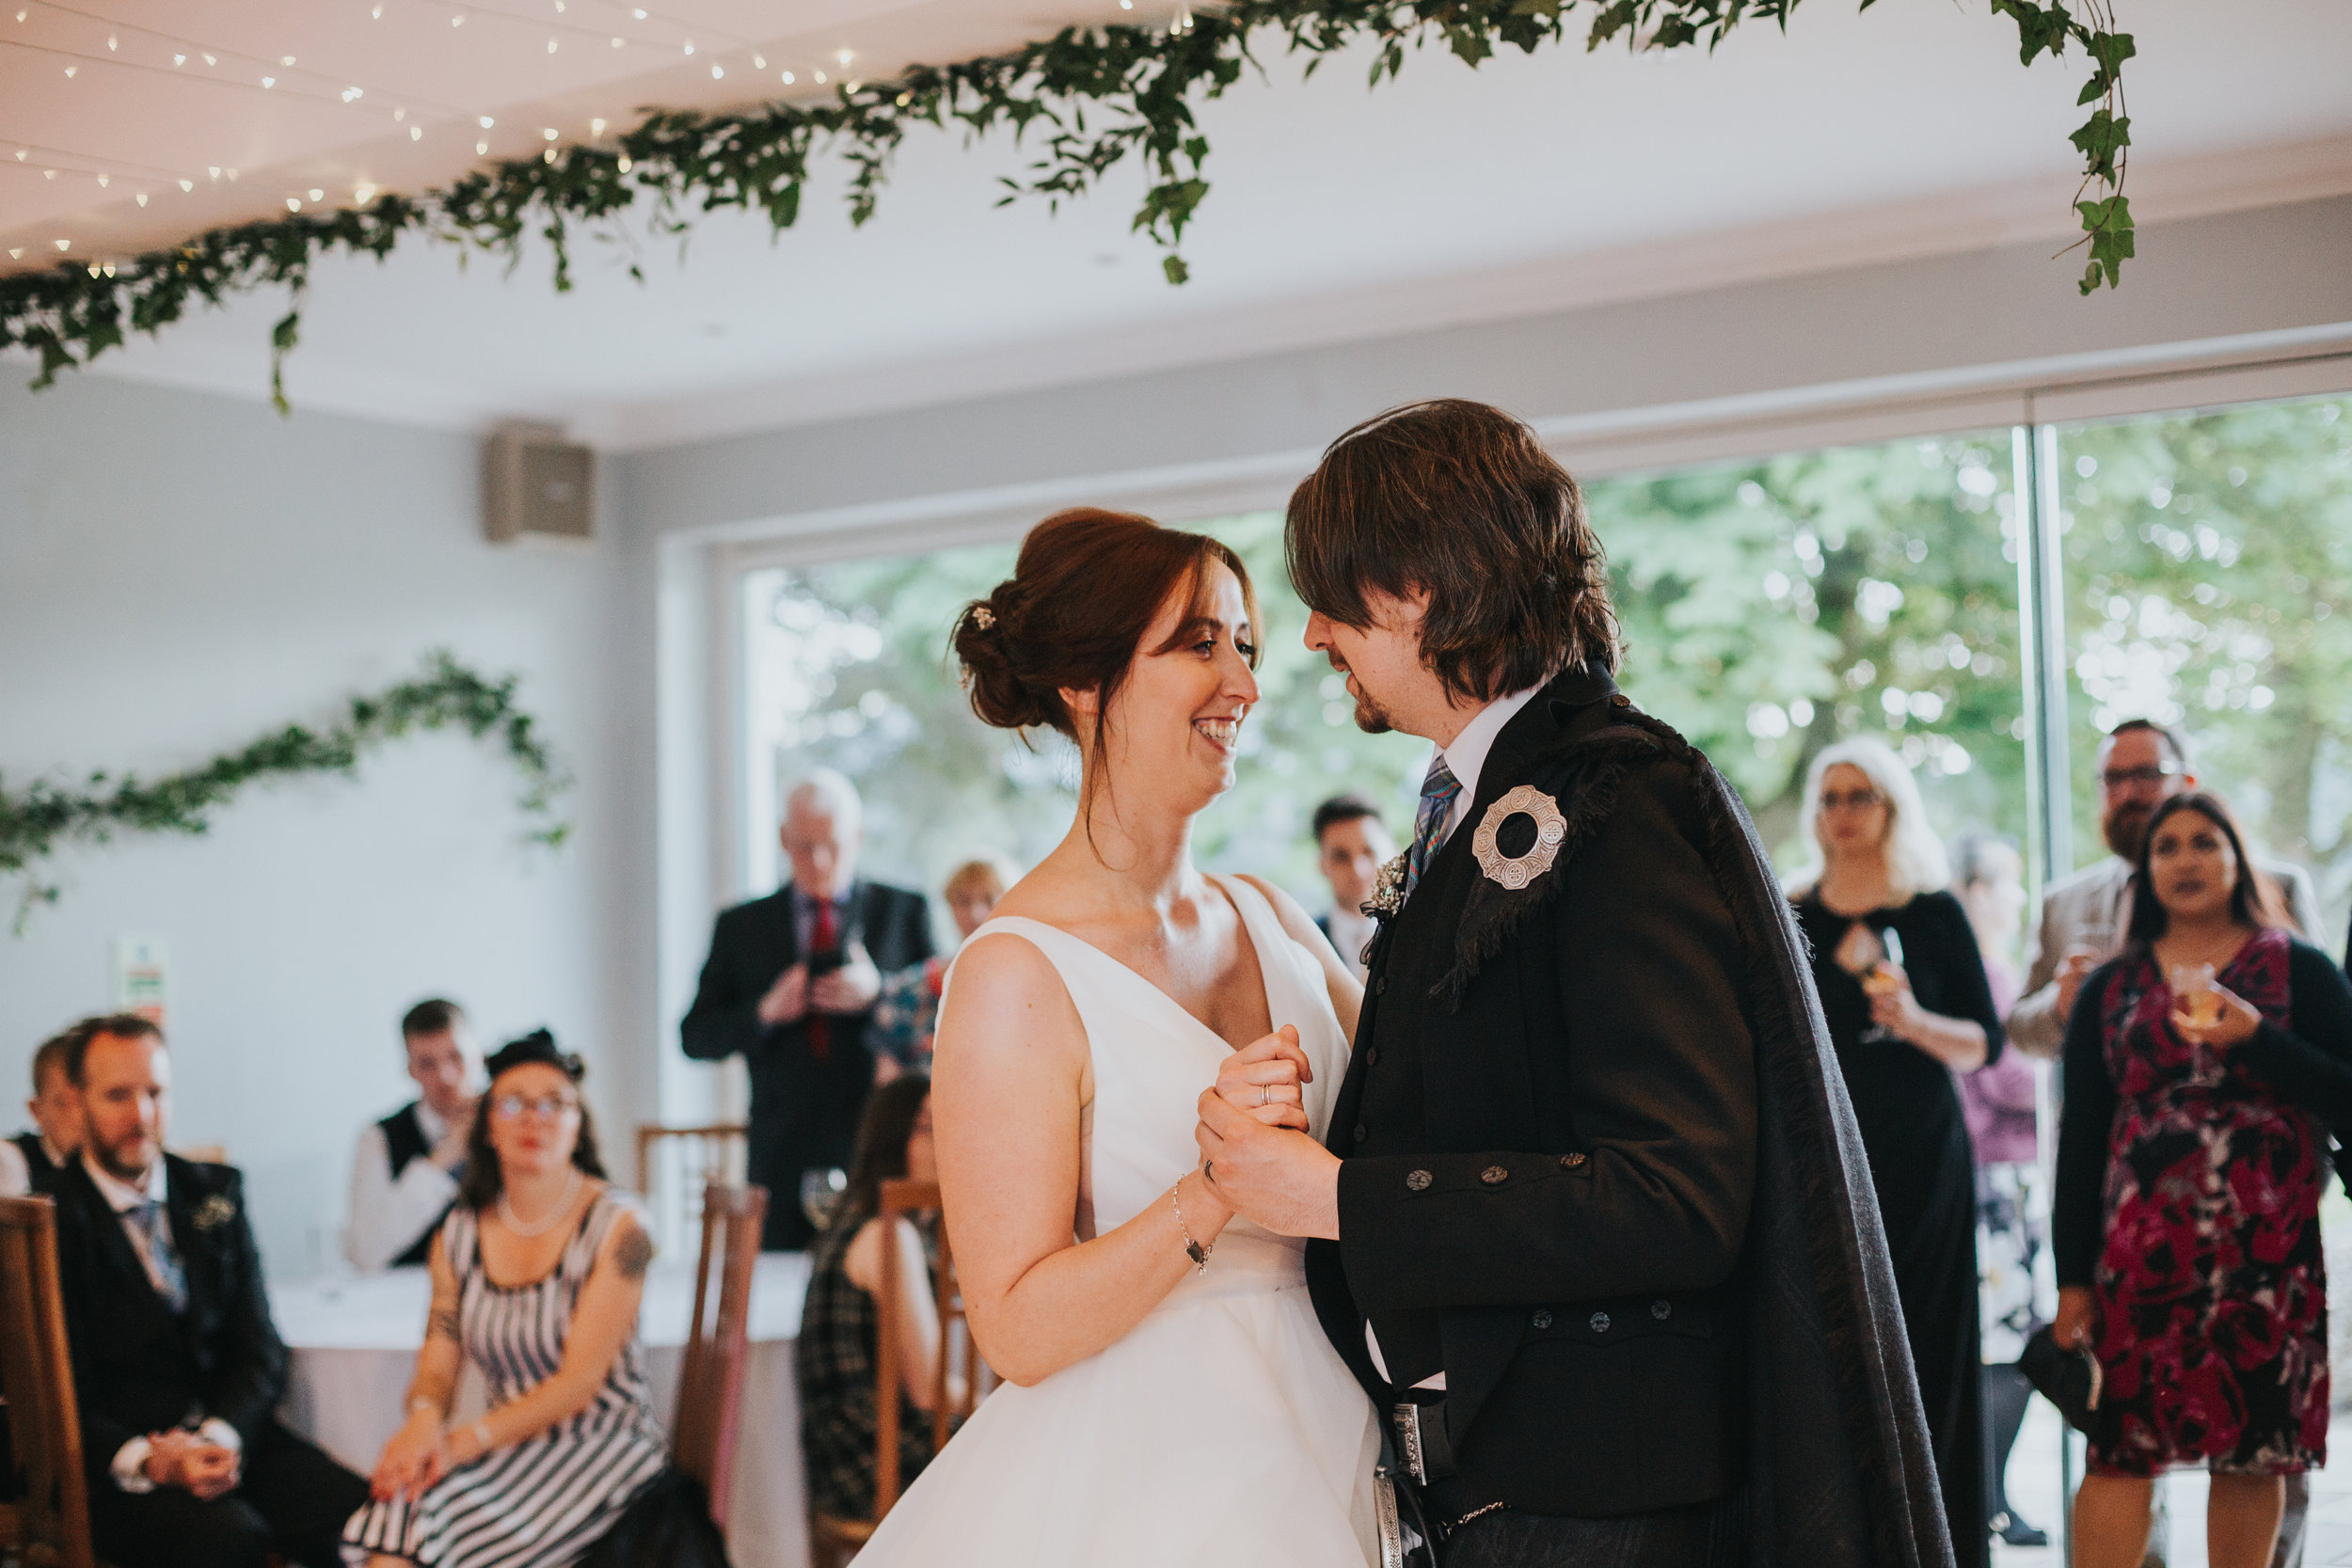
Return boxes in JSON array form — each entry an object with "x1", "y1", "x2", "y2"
[{"x1": 0, "y1": 375, "x2": 655, "y2": 1279}]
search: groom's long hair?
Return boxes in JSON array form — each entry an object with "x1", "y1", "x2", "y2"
[{"x1": 1286, "y1": 398, "x2": 1620, "y2": 701}]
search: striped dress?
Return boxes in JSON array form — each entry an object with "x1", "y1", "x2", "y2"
[{"x1": 342, "y1": 1188, "x2": 669, "y2": 1567}]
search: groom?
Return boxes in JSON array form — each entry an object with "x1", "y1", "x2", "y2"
[{"x1": 1199, "y1": 400, "x2": 1955, "y2": 1568}]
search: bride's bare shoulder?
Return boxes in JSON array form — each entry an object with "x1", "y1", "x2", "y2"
[{"x1": 938, "y1": 927, "x2": 1086, "y2": 1059}]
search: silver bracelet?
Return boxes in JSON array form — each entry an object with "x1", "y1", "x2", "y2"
[{"x1": 1171, "y1": 1175, "x2": 1212, "y2": 1275}]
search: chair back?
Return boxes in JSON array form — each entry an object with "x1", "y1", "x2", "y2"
[
  {"x1": 873, "y1": 1177, "x2": 991, "y2": 1513},
  {"x1": 0, "y1": 1195, "x2": 97, "y2": 1568},
  {"x1": 671, "y1": 1181, "x2": 766, "y2": 1528},
  {"x1": 637, "y1": 1124, "x2": 747, "y2": 1259}
]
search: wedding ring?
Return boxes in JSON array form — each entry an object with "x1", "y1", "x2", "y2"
[{"x1": 1262, "y1": 1085, "x2": 1271, "y2": 1106}]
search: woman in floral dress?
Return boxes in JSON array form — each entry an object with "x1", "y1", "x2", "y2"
[{"x1": 2054, "y1": 793, "x2": 2352, "y2": 1568}]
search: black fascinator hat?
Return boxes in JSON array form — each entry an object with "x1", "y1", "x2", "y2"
[
  {"x1": 483, "y1": 1026, "x2": 585, "y2": 1085},
  {"x1": 460, "y1": 1027, "x2": 607, "y2": 1210}
]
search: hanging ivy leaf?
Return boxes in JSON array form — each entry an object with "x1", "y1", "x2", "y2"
[
  {"x1": 0, "y1": 0, "x2": 2137, "y2": 406},
  {"x1": 0, "y1": 652, "x2": 570, "y2": 932}
]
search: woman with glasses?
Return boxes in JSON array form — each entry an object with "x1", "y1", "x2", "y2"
[
  {"x1": 2053, "y1": 792, "x2": 2352, "y2": 1568},
  {"x1": 1789, "y1": 737, "x2": 2005, "y2": 1568},
  {"x1": 344, "y1": 1030, "x2": 669, "y2": 1568}
]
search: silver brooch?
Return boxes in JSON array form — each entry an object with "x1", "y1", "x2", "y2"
[
  {"x1": 191, "y1": 1194, "x2": 238, "y2": 1233},
  {"x1": 1471, "y1": 785, "x2": 1567, "y2": 891},
  {"x1": 1362, "y1": 850, "x2": 1409, "y2": 920}
]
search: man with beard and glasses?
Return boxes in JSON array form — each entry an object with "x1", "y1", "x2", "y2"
[{"x1": 2008, "y1": 720, "x2": 2319, "y2": 1060}]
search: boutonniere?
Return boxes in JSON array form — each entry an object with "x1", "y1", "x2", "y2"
[
  {"x1": 191, "y1": 1194, "x2": 238, "y2": 1233},
  {"x1": 1363, "y1": 851, "x2": 1410, "y2": 921}
]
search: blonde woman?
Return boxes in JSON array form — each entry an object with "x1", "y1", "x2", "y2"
[
  {"x1": 869, "y1": 855, "x2": 1022, "y2": 1069},
  {"x1": 1788, "y1": 736, "x2": 2005, "y2": 1568}
]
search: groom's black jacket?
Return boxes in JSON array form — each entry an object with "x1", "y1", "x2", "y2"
[{"x1": 1307, "y1": 665, "x2": 1955, "y2": 1566}]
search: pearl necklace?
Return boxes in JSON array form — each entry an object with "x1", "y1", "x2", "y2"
[{"x1": 499, "y1": 1165, "x2": 582, "y2": 1238}]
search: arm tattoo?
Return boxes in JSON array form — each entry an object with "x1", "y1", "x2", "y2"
[
  {"x1": 427, "y1": 1305, "x2": 463, "y2": 1341},
  {"x1": 613, "y1": 1223, "x2": 655, "y2": 1282}
]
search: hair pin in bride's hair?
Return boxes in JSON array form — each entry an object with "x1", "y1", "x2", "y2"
[{"x1": 973, "y1": 605, "x2": 996, "y2": 630}]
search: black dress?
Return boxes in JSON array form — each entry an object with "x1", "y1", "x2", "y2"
[{"x1": 1796, "y1": 888, "x2": 2003, "y2": 1568}]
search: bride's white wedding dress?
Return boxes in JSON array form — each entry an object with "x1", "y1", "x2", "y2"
[{"x1": 849, "y1": 874, "x2": 1378, "y2": 1567}]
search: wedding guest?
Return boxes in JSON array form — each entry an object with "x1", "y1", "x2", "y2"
[
  {"x1": 1950, "y1": 829, "x2": 2052, "y2": 1548},
  {"x1": 798, "y1": 1074, "x2": 955, "y2": 1526},
  {"x1": 1309, "y1": 794, "x2": 1393, "y2": 982},
  {"x1": 345, "y1": 1030, "x2": 669, "y2": 1568},
  {"x1": 2054, "y1": 792, "x2": 2352, "y2": 1568},
  {"x1": 868, "y1": 855, "x2": 1019, "y2": 1071},
  {"x1": 2010, "y1": 719, "x2": 2320, "y2": 1059},
  {"x1": 683, "y1": 768, "x2": 936, "y2": 1249},
  {"x1": 0, "y1": 1024, "x2": 84, "y2": 1196},
  {"x1": 1789, "y1": 738, "x2": 2002, "y2": 1568},
  {"x1": 48, "y1": 1015, "x2": 368, "y2": 1568},
  {"x1": 346, "y1": 999, "x2": 483, "y2": 1272}
]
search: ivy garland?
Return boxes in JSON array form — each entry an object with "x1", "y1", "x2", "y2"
[
  {"x1": 0, "y1": 0, "x2": 2132, "y2": 412},
  {"x1": 0, "y1": 652, "x2": 569, "y2": 931}
]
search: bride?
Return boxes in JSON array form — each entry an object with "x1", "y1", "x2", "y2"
[{"x1": 849, "y1": 507, "x2": 1378, "y2": 1566}]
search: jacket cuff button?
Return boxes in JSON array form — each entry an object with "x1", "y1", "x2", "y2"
[
  {"x1": 1559, "y1": 1152, "x2": 1587, "y2": 1168},
  {"x1": 1406, "y1": 1169, "x2": 1433, "y2": 1192},
  {"x1": 1531, "y1": 1309, "x2": 1552, "y2": 1330},
  {"x1": 1651, "y1": 1300, "x2": 1672, "y2": 1321},
  {"x1": 1589, "y1": 1311, "x2": 1612, "y2": 1334},
  {"x1": 1479, "y1": 1165, "x2": 1509, "y2": 1185}
]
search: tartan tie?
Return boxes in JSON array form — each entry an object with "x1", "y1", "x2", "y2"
[
  {"x1": 132, "y1": 1199, "x2": 188, "y2": 1313},
  {"x1": 1403, "y1": 752, "x2": 1463, "y2": 902},
  {"x1": 805, "y1": 896, "x2": 836, "y2": 1063}
]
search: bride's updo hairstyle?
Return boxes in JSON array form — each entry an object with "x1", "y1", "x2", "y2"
[{"x1": 953, "y1": 507, "x2": 1261, "y2": 786}]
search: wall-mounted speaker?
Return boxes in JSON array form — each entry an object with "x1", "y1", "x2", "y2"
[{"x1": 483, "y1": 423, "x2": 594, "y2": 544}]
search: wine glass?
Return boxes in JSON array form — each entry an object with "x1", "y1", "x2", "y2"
[
  {"x1": 2169, "y1": 961, "x2": 2222, "y2": 1029},
  {"x1": 1838, "y1": 924, "x2": 1906, "y2": 1044},
  {"x1": 800, "y1": 1167, "x2": 848, "y2": 1234}
]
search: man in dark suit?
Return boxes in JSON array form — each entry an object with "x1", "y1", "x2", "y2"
[
  {"x1": 0, "y1": 1024, "x2": 83, "y2": 1196},
  {"x1": 683, "y1": 768, "x2": 935, "y2": 1248},
  {"x1": 1199, "y1": 400, "x2": 1954, "y2": 1568},
  {"x1": 50, "y1": 1015, "x2": 367, "y2": 1568}
]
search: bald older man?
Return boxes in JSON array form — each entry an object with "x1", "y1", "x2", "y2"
[{"x1": 683, "y1": 769, "x2": 934, "y2": 1248}]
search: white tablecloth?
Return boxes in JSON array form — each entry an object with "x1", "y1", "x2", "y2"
[{"x1": 271, "y1": 1253, "x2": 813, "y2": 1568}]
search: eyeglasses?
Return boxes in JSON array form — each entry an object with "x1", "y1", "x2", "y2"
[
  {"x1": 490, "y1": 1092, "x2": 580, "y2": 1121},
  {"x1": 1819, "y1": 788, "x2": 1886, "y2": 812},
  {"x1": 2101, "y1": 763, "x2": 2185, "y2": 792}
]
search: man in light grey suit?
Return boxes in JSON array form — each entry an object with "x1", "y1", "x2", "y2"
[
  {"x1": 2006, "y1": 717, "x2": 2318, "y2": 1568},
  {"x1": 2009, "y1": 718, "x2": 2321, "y2": 1061}
]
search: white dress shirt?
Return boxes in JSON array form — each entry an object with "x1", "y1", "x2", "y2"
[
  {"x1": 1365, "y1": 682, "x2": 1547, "y2": 1392},
  {"x1": 83, "y1": 1153, "x2": 243, "y2": 1490},
  {"x1": 1324, "y1": 907, "x2": 1380, "y2": 981},
  {"x1": 345, "y1": 1101, "x2": 459, "y2": 1272},
  {"x1": 0, "y1": 1132, "x2": 69, "y2": 1197}
]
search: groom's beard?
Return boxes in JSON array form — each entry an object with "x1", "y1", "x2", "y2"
[{"x1": 1328, "y1": 657, "x2": 1394, "y2": 735}]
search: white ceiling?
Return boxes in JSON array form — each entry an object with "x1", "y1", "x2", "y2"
[{"x1": 7, "y1": 0, "x2": 2352, "y2": 446}]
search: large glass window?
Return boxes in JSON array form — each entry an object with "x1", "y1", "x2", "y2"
[
  {"x1": 2058, "y1": 393, "x2": 2352, "y2": 942},
  {"x1": 1590, "y1": 430, "x2": 2026, "y2": 878},
  {"x1": 739, "y1": 430, "x2": 2033, "y2": 935}
]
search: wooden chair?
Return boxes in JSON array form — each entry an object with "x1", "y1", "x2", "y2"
[
  {"x1": 635, "y1": 1124, "x2": 747, "y2": 1259},
  {"x1": 669, "y1": 1182, "x2": 766, "y2": 1530},
  {"x1": 0, "y1": 1195, "x2": 98, "y2": 1568},
  {"x1": 808, "y1": 1178, "x2": 991, "y2": 1567},
  {"x1": 167, "y1": 1144, "x2": 227, "y2": 1165}
]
